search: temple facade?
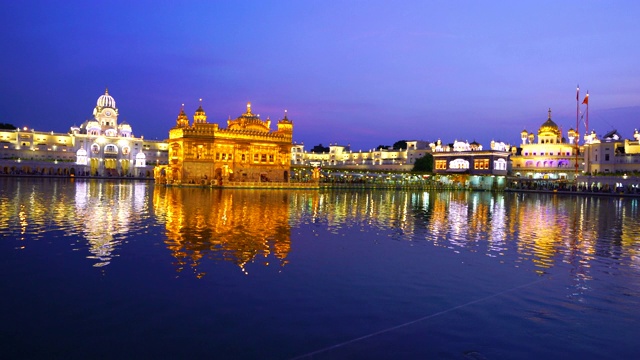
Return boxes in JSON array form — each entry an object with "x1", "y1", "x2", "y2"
[
  {"x1": 583, "y1": 129, "x2": 640, "y2": 175},
  {"x1": 509, "y1": 109, "x2": 582, "y2": 180},
  {"x1": 158, "y1": 102, "x2": 293, "y2": 184},
  {"x1": 0, "y1": 89, "x2": 168, "y2": 177}
]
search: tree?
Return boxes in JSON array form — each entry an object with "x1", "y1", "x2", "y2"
[
  {"x1": 413, "y1": 153, "x2": 433, "y2": 172},
  {"x1": 392, "y1": 140, "x2": 407, "y2": 150},
  {"x1": 376, "y1": 145, "x2": 389, "y2": 150},
  {"x1": 310, "y1": 144, "x2": 329, "y2": 153},
  {"x1": 0, "y1": 123, "x2": 17, "y2": 130}
]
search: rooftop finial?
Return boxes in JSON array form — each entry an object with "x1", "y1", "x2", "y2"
[
  {"x1": 247, "y1": 102, "x2": 252, "y2": 114},
  {"x1": 105, "y1": 87, "x2": 109, "y2": 94},
  {"x1": 548, "y1": 108, "x2": 552, "y2": 119}
]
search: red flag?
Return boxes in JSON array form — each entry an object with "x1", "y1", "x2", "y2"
[{"x1": 582, "y1": 93, "x2": 589, "y2": 105}]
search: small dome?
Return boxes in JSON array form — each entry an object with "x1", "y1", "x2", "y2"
[
  {"x1": 86, "y1": 120, "x2": 101, "y2": 130},
  {"x1": 118, "y1": 122, "x2": 132, "y2": 131},
  {"x1": 76, "y1": 148, "x2": 87, "y2": 156},
  {"x1": 136, "y1": 152, "x2": 146, "y2": 160},
  {"x1": 97, "y1": 88, "x2": 116, "y2": 108},
  {"x1": 195, "y1": 105, "x2": 206, "y2": 116}
]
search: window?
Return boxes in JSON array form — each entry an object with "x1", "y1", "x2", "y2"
[
  {"x1": 450, "y1": 159, "x2": 469, "y2": 169},
  {"x1": 474, "y1": 158, "x2": 489, "y2": 169},
  {"x1": 104, "y1": 144, "x2": 118, "y2": 154},
  {"x1": 261, "y1": 154, "x2": 267, "y2": 162},
  {"x1": 435, "y1": 160, "x2": 447, "y2": 170},
  {"x1": 605, "y1": 154, "x2": 610, "y2": 161}
]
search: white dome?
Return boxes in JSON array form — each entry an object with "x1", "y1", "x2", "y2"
[
  {"x1": 76, "y1": 148, "x2": 87, "y2": 156},
  {"x1": 97, "y1": 88, "x2": 116, "y2": 108},
  {"x1": 86, "y1": 120, "x2": 101, "y2": 130},
  {"x1": 136, "y1": 152, "x2": 146, "y2": 160}
]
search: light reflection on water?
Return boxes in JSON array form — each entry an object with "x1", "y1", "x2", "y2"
[
  {"x1": 2, "y1": 178, "x2": 640, "y2": 358},
  {"x1": 2, "y1": 178, "x2": 640, "y2": 276}
]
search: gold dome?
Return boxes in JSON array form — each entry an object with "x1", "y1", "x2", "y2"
[{"x1": 538, "y1": 108, "x2": 561, "y2": 137}]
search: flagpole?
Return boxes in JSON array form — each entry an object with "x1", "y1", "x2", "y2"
[
  {"x1": 575, "y1": 85, "x2": 579, "y2": 180},
  {"x1": 585, "y1": 91, "x2": 589, "y2": 138}
]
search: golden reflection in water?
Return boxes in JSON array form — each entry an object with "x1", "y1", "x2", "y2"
[{"x1": 153, "y1": 187, "x2": 293, "y2": 278}]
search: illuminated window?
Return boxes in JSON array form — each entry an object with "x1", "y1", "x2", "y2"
[
  {"x1": 450, "y1": 159, "x2": 469, "y2": 169},
  {"x1": 104, "y1": 144, "x2": 118, "y2": 154},
  {"x1": 269, "y1": 154, "x2": 274, "y2": 162},
  {"x1": 261, "y1": 154, "x2": 267, "y2": 162},
  {"x1": 254, "y1": 154, "x2": 258, "y2": 162},
  {"x1": 435, "y1": 160, "x2": 447, "y2": 169},
  {"x1": 494, "y1": 158, "x2": 507, "y2": 170},
  {"x1": 216, "y1": 153, "x2": 220, "y2": 160}
]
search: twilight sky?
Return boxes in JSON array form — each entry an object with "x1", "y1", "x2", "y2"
[{"x1": 2, "y1": 1, "x2": 640, "y2": 150}]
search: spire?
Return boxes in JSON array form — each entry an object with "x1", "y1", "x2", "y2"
[
  {"x1": 194, "y1": 98, "x2": 207, "y2": 124},
  {"x1": 246, "y1": 102, "x2": 252, "y2": 114},
  {"x1": 105, "y1": 87, "x2": 109, "y2": 95},
  {"x1": 548, "y1": 108, "x2": 552, "y2": 119},
  {"x1": 176, "y1": 103, "x2": 189, "y2": 128}
]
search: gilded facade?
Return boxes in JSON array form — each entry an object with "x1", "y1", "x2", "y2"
[{"x1": 159, "y1": 102, "x2": 293, "y2": 184}]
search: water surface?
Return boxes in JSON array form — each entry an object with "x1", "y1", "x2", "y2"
[{"x1": 1, "y1": 178, "x2": 639, "y2": 359}]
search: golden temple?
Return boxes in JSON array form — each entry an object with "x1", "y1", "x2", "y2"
[{"x1": 156, "y1": 101, "x2": 293, "y2": 185}]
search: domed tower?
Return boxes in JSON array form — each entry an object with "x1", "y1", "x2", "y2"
[
  {"x1": 118, "y1": 121, "x2": 133, "y2": 138},
  {"x1": 277, "y1": 109, "x2": 293, "y2": 134},
  {"x1": 176, "y1": 104, "x2": 190, "y2": 128},
  {"x1": 521, "y1": 129, "x2": 528, "y2": 144},
  {"x1": 193, "y1": 99, "x2": 207, "y2": 125},
  {"x1": 93, "y1": 88, "x2": 119, "y2": 131},
  {"x1": 537, "y1": 108, "x2": 562, "y2": 144},
  {"x1": 567, "y1": 128, "x2": 577, "y2": 144}
]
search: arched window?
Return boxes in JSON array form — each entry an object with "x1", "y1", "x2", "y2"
[
  {"x1": 104, "y1": 144, "x2": 118, "y2": 154},
  {"x1": 449, "y1": 158, "x2": 469, "y2": 169},
  {"x1": 76, "y1": 148, "x2": 88, "y2": 165}
]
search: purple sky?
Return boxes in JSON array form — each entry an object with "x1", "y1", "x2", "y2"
[{"x1": 2, "y1": 1, "x2": 640, "y2": 150}]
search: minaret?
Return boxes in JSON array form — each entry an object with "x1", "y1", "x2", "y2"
[
  {"x1": 193, "y1": 98, "x2": 207, "y2": 125},
  {"x1": 176, "y1": 104, "x2": 190, "y2": 128}
]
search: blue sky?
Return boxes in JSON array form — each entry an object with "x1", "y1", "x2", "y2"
[{"x1": 2, "y1": 1, "x2": 640, "y2": 149}]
